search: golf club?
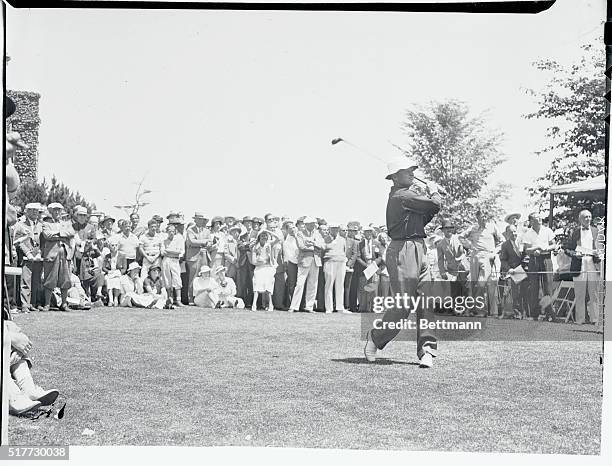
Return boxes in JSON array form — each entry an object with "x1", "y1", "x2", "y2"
[{"x1": 331, "y1": 137, "x2": 447, "y2": 196}]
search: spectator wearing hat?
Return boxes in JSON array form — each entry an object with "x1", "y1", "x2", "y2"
[
  {"x1": 251, "y1": 229, "x2": 278, "y2": 311},
  {"x1": 72, "y1": 205, "x2": 91, "y2": 274},
  {"x1": 295, "y1": 216, "x2": 306, "y2": 233},
  {"x1": 282, "y1": 220, "x2": 300, "y2": 309},
  {"x1": 315, "y1": 224, "x2": 330, "y2": 311},
  {"x1": 436, "y1": 218, "x2": 469, "y2": 307},
  {"x1": 99, "y1": 215, "x2": 116, "y2": 242},
  {"x1": 138, "y1": 219, "x2": 164, "y2": 280},
  {"x1": 522, "y1": 212, "x2": 557, "y2": 321},
  {"x1": 151, "y1": 215, "x2": 164, "y2": 234},
  {"x1": 503, "y1": 213, "x2": 522, "y2": 240},
  {"x1": 500, "y1": 224, "x2": 529, "y2": 319},
  {"x1": 265, "y1": 213, "x2": 287, "y2": 310},
  {"x1": 242, "y1": 216, "x2": 253, "y2": 235},
  {"x1": 224, "y1": 216, "x2": 237, "y2": 229},
  {"x1": 356, "y1": 226, "x2": 383, "y2": 312},
  {"x1": 565, "y1": 209, "x2": 603, "y2": 326},
  {"x1": 250, "y1": 217, "x2": 264, "y2": 240},
  {"x1": 322, "y1": 223, "x2": 350, "y2": 313},
  {"x1": 13, "y1": 203, "x2": 44, "y2": 312},
  {"x1": 214, "y1": 265, "x2": 243, "y2": 309},
  {"x1": 102, "y1": 238, "x2": 126, "y2": 306},
  {"x1": 142, "y1": 265, "x2": 167, "y2": 309},
  {"x1": 185, "y1": 213, "x2": 213, "y2": 305},
  {"x1": 288, "y1": 217, "x2": 325, "y2": 313},
  {"x1": 343, "y1": 221, "x2": 361, "y2": 312},
  {"x1": 209, "y1": 216, "x2": 228, "y2": 269},
  {"x1": 116, "y1": 219, "x2": 140, "y2": 269},
  {"x1": 161, "y1": 223, "x2": 185, "y2": 307},
  {"x1": 237, "y1": 218, "x2": 257, "y2": 307},
  {"x1": 119, "y1": 262, "x2": 149, "y2": 307},
  {"x1": 193, "y1": 265, "x2": 219, "y2": 308},
  {"x1": 40, "y1": 203, "x2": 76, "y2": 311},
  {"x1": 462, "y1": 209, "x2": 503, "y2": 317},
  {"x1": 225, "y1": 224, "x2": 242, "y2": 284}
]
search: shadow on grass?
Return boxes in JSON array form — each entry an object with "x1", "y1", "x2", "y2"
[
  {"x1": 571, "y1": 329, "x2": 604, "y2": 335},
  {"x1": 331, "y1": 357, "x2": 419, "y2": 366}
]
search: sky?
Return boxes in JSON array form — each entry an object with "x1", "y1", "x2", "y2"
[{"x1": 4, "y1": 0, "x2": 606, "y2": 226}]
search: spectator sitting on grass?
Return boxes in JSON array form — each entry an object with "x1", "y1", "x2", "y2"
[
  {"x1": 119, "y1": 262, "x2": 149, "y2": 307},
  {"x1": 142, "y1": 265, "x2": 167, "y2": 309},
  {"x1": 213, "y1": 265, "x2": 244, "y2": 309},
  {"x1": 66, "y1": 273, "x2": 92, "y2": 310},
  {"x1": 193, "y1": 265, "x2": 220, "y2": 308}
]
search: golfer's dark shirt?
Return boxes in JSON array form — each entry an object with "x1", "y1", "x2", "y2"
[{"x1": 386, "y1": 187, "x2": 441, "y2": 240}]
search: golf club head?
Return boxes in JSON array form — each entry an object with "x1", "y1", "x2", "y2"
[{"x1": 331, "y1": 138, "x2": 344, "y2": 145}]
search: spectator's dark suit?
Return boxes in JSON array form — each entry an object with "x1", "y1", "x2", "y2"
[
  {"x1": 356, "y1": 237, "x2": 383, "y2": 312},
  {"x1": 499, "y1": 238, "x2": 528, "y2": 315},
  {"x1": 344, "y1": 236, "x2": 360, "y2": 311}
]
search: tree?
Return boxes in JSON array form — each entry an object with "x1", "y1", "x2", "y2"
[
  {"x1": 10, "y1": 175, "x2": 97, "y2": 216},
  {"x1": 525, "y1": 42, "x2": 606, "y2": 227},
  {"x1": 399, "y1": 100, "x2": 509, "y2": 231},
  {"x1": 113, "y1": 175, "x2": 152, "y2": 216},
  {"x1": 10, "y1": 179, "x2": 48, "y2": 210}
]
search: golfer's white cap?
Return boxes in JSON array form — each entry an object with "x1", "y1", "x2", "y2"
[
  {"x1": 48, "y1": 202, "x2": 63, "y2": 210},
  {"x1": 25, "y1": 202, "x2": 41, "y2": 210},
  {"x1": 303, "y1": 216, "x2": 317, "y2": 224},
  {"x1": 385, "y1": 157, "x2": 418, "y2": 180}
]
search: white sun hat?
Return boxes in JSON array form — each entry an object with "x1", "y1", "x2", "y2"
[{"x1": 385, "y1": 157, "x2": 419, "y2": 180}]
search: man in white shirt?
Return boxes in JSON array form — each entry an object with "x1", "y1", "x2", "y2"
[
  {"x1": 565, "y1": 210, "x2": 603, "y2": 326},
  {"x1": 522, "y1": 212, "x2": 557, "y2": 320},
  {"x1": 463, "y1": 209, "x2": 503, "y2": 317},
  {"x1": 322, "y1": 223, "x2": 350, "y2": 313},
  {"x1": 282, "y1": 220, "x2": 299, "y2": 309}
]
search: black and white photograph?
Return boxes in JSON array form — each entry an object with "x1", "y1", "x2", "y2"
[{"x1": 1, "y1": 0, "x2": 609, "y2": 463}]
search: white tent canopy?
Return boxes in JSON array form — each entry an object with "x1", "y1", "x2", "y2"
[{"x1": 549, "y1": 175, "x2": 606, "y2": 195}]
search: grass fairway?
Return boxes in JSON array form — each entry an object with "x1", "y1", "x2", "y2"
[{"x1": 7, "y1": 307, "x2": 603, "y2": 453}]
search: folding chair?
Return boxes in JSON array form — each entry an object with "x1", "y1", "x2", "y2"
[{"x1": 551, "y1": 281, "x2": 576, "y2": 323}]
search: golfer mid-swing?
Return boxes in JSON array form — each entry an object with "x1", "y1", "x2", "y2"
[{"x1": 364, "y1": 157, "x2": 442, "y2": 368}]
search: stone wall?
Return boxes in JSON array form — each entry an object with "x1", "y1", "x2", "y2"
[{"x1": 7, "y1": 90, "x2": 40, "y2": 182}]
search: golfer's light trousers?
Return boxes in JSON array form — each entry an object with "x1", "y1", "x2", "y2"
[{"x1": 371, "y1": 239, "x2": 437, "y2": 359}]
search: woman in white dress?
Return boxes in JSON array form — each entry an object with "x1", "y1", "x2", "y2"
[
  {"x1": 250, "y1": 230, "x2": 279, "y2": 312},
  {"x1": 103, "y1": 240, "x2": 125, "y2": 307}
]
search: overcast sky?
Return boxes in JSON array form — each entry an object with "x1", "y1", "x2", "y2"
[{"x1": 5, "y1": 1, "x2": 605, "y2": 225}]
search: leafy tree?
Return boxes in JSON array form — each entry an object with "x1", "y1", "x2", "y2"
[
  {"x1": 525, "y1": 42, "x2": 606, "y2": 227},
  {"x1": 10, "y1": 179, "x2": 48, "y2": 210},
  {"x1": 399, "y1": 99, "x2": 509, "y2": 231},
  {"x1": 10, "y1": 175, "x2": 96, "y2": 216}
]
